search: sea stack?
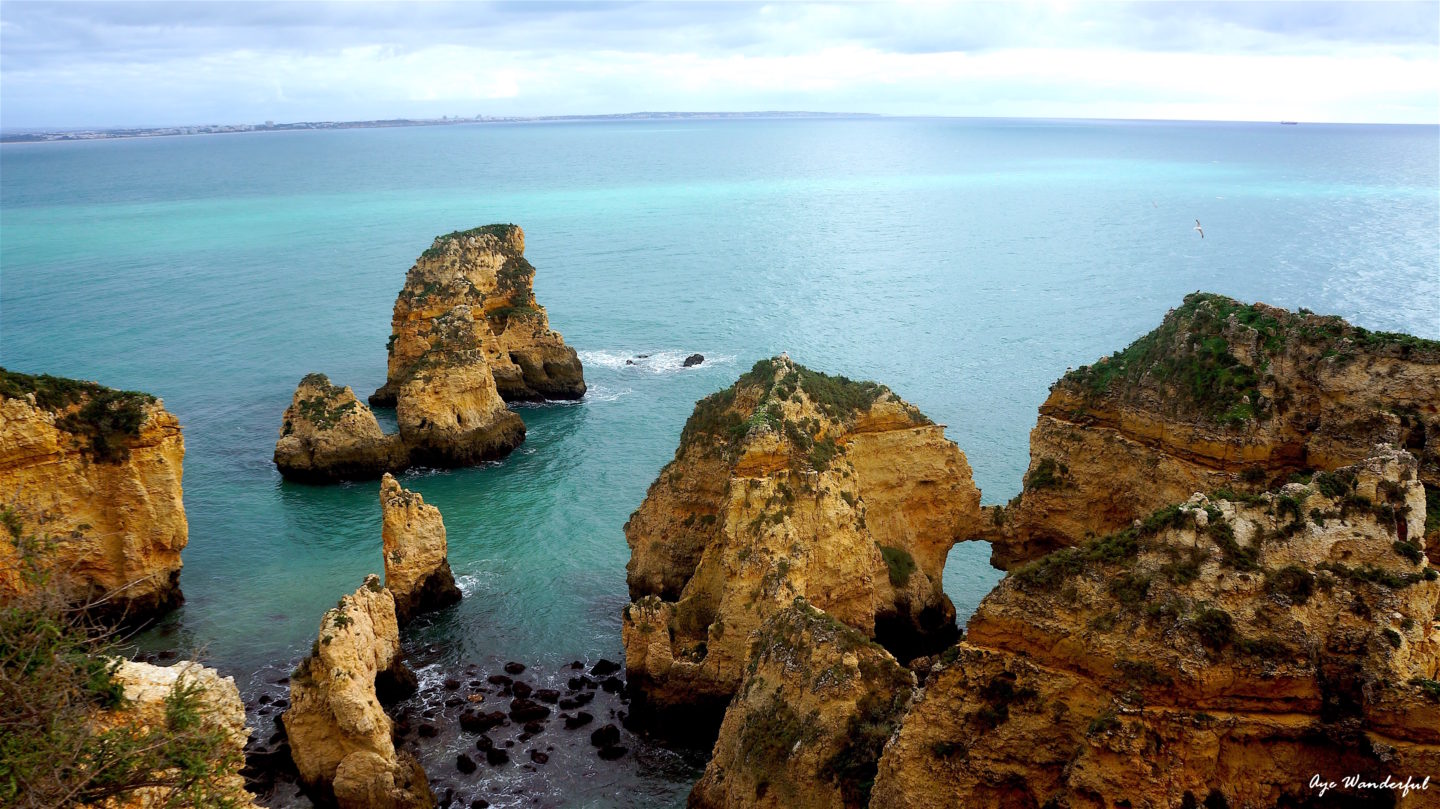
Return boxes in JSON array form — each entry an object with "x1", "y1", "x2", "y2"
[
  {"x1": 283, "y1": 575, "x2": 432, "y2": 809},
  {"x1": 371, "y1": 224, "x2": 585, "y2": 407},
  {"x1": 273, "y1": 373, "x2": 407, "y2": 482},
  {"x1": 0, "y1": 368, "x2": 188, "y2": 625},
  {"x1": 988, "y1": 293, "x2": 1440, "y2": 568},
  {"x1": 380, "y1": 473, "x2": 461, "y2": 624},
  {"x1": 872, "y1": 446, "x2": 1440, "y2": 807},
  {"x1": 621, "y1": 356, "x2": 984, "y2": 737}
]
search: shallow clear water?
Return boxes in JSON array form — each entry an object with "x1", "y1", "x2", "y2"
[{"x1": 2, "y1": 117, "x2": 1438, "y2": 806}]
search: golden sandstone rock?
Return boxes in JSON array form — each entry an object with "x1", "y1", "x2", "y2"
[
  {"x1": 380, "y1": 473, "x2": 461, "y2": 624},
  {"x1": 283, "y1": 575, "x2": 432, "y2": 809},
  {"x1": 0, "y1": 369, "x2": 187, "y2": 624},
  {"x1": 622, "y1": 356, "x2": 983, "y2": 736},
  {"x1": 689, "y1": 600, "x2": 914, "y2": 809},
  {"x1": 872, "y1": 446, "x2": 1439, "y2": 808},
  {"x1": 990, "y1": 293, "x2": 1440, "y2": 568},
  {"x1": 273, "y1": 373, "x2": 407, "y2": 482},
  {"x1": 94, "y1": 661, "x2": 260, "y2": 809}
]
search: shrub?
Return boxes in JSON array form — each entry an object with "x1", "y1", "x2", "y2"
[
  {"x1": 878, "y1": 545, "x2": 916, "y2": 588},
  {"x1": 1108, "y1": 573, "x2": 1152, "y2": 608},
  {"x1": 1265, "y1": 565, "x2": 1314, "y2": 605},
  {"x1": 1393, "y1": 541, "x2": 1424, "y2": 565},
  {"x1": 1025, "y1": 458, "x2": 1067, "y2": 490},
  {"x1": 1191, "y1": 607, "x2": 1236, "y2": 651}
]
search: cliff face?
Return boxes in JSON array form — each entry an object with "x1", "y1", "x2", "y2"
[
  {"x1": 872, "y1": 447, "x2": 1440, "y2": 808},
  {"x1": 283, "y1": 575, "x2": 432, "y2": 809},
  {"x1": 0, "y1": 370, "x2": 187, "y2": 624},
  {"x1": 380, "y1": 474, "x2": 461, "y2": 624},
  {"x1": 622, "y1": 357, "x2": 983, "y2": 736},
  {"x1": 991, "y1": 294, "x2": 1440, "y2": 568},
  {"x1": 689, "y1": 600, "x2": 914, "y2": 809},
  {"x1": 95, "y1": 660, "x2": 260, "y2": 808},
  {"x1": 274, "y1": 374, "x2": 407, "y2": 482},
  {"x1": 371, "y1": 224, "x2": 584, "y2": 406}
]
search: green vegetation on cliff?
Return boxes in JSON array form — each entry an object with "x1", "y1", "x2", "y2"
[
  {"x1": 0, "y1": 511, "x2": 242, "y2": 808},
  {"x1": 0, "y1": 368, "x2": 156, "y2": 462},
  {"x1": 420, "y1": 223, "x2": 520, "y2": 259},
  {"x1": 1061, "y1": 292, "x2": 1440, "y2": 428}
]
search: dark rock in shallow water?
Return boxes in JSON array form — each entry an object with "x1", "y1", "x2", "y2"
[
  {"x1": 625, "y1": 360, "x2": 634, "y2": 366},
  {"x1": 456, "y1": 753, "x2": 477, "y2": 774},
  {"x1": 475, "y1": 735, "x2": 494, "y2": 751},
  {"x1": 487, "y1": 674, "x2": 512, "y2": 686},
  {"x1": 523, "y1": 720, "x2": 545, "y2": 735},
  {"x1": 485, "y1": 747, "x2": 510, "y2": 766},
  {"x1": 504, "y1": 661, "x2": 526, "y2": 675},
  {"x1": 600, "y1": 676, "x2": 624, "y2": 693},
  {"x1": 590, "y1": 659, "x2": 621, "y2": 677},
  {"x1": 418, "y1": 723, "x2": 439, "y2": 738},
  {"x1": 683, "y1": 354, "x2": 704, "y2": 367},
  {"x1": 589, "y1": 723, "x2": 620, "y2": 747},
  {"x1": 444, "y1": 677, "x2": 462, "y2": 690},
  {"x1": 534, "y1": 688, "x2": 560, "y2": 704},
  {"x1": 444, "y1": 696, "x2": 463, "y2": 707},
  {"x1": 569, "y1": 661, "x2": 584, "y2": 670},
  {"x1": 565, "y1": 711, "x2": 594, "y2": 729},
  {"x1": 471, "y1": 800, "x2": 490, "y2": 809},
  {"x1": 509, "y1": 697, "x2": 550, "y2": 722},
  {"x1": 511, "y1": 681, "x2": 532, "y2": 699},
  {"x1": 559, "y1": 696, "x2": 583, "y2": 710},
  {"x1": 529, "y1": 749, "x2": 549, "y2": 764},
  {"x1": 598, "y1": 745, "x2": 628, "y2": 761}
]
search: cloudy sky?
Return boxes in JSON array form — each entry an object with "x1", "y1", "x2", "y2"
[{"x1": 2, "y1": 1, "x2": 1437, "y2": 129}]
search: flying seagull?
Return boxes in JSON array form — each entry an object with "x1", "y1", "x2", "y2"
[{"x1": 1194, "y1": 219, "x2": 1205, "y2": 238}]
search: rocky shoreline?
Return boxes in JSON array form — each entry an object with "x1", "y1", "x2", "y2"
[{"x1": 4, "y1": 289, "x2": 1437, "y2": 808}]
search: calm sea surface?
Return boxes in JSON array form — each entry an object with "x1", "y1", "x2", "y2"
[{"x1": 3, "y1": 118, "x2": 1438, "y2": 805}]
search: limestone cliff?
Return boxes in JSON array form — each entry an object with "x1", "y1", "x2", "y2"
[
  {"x1": 872, "y1": 447, "x2": 1440, "y2": 808},
  {"x1": 93, "y1": 660, "x2": 260, "y2": 808},
  {"x1": 689, "y1": 600, "x2": 914, "y2": 809},
  {"x1": 371, "y1": 224, "x2": 584, "y2": 406},
  {"x1": 622, "y1": 356, "x2": 983, "y2": 736},
  {"x1": 0, "y1": 369, "x2": 187, "y2": 624},
  {"x1": 380, "y1": 473, "x2": 461, "y2": 624},
  {"x1": 991, "y1": 293, "x2": 1440, "y2": 568},
  {"x1": 283, "y1": 575, "x2": 432, "y2": 809},
  {"x1": 274, "y1": 374, "x2": 407, "y2": 482}
]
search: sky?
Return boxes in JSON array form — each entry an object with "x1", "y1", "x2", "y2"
[{"x1": 1, "y1": 1, "x2": 1437, "y2": 129}]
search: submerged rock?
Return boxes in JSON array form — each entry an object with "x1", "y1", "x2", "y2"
[
  {"x1": 0, "y1": 368, "x2": 187, "y2": 625},
  {"x1": 621, "y1": 356, "x2": 984, "y2": 738},
  {"x1": 989, "y1": 293, "x2": 1440, "y2": 568},
  {"x1": 283, "y1": 575, "x2": 433, "y2": 809},
  {"x1": 872, "y1": 447, "x2": 1440, "y2": 808},
  {"x1": 380, "y1": 473, "x2": 461, "y2": 624},
  {"x1": 372, "y1": 224, "x2": 584, "y2": 407},
  {"x1": 273, "y1": 373, "x2": 407, "y2": 482}
]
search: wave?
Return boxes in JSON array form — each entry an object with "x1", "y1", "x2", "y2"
[{"x1": 578, "y1": 349, "x2": 737, "y2": 375}]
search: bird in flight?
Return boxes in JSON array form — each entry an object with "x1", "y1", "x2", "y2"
[{"x1": 1194, "y1": 219, "x2": 1205, "y2": 238}]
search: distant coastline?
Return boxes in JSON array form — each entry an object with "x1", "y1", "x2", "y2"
[{"x1": 0, "y1": 111, "x2": 878, "y2": 144}]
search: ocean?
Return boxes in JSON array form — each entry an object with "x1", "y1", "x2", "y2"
[{"x1": 2, "y1": 117, "x2": 1437, "y2": 806}]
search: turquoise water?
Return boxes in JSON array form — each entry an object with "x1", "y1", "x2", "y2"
[{"x1": 2, "y1": 118, "x2": 1438, "y2": 804}]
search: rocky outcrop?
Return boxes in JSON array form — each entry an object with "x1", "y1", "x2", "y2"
[
  {"x1": 872, "y1": 447, "x2": 1440, "y2": 808},
  {"x1": 689, "y1": 600, "x2": 914, "y2": 809},
  {"x1": 274, "y1": 374, "x2": 407, "y2": 482},
  {"x1": 380, "y1": 474, "x2": 460, "y2": 624},
  {"x1": 391, "y1": 305, "x2": 525, "y2": 467},
  {"x1": 991, "y1": 293, "x2": 1440, "y2": 568},
  {"x1": 0, "y1": 369, "x2": 187, "y2": 624},
  {"x1": 371, "y1": 224, "x2": 584, "y2": 406},
  {"x1": 622, "y1": 356, "x2": 983, "y2": 737},
  {"x1": 95, "y1": 660, "x2": 260, "y2": 808},
  {"x1": 283, "y1": 575, "x2": 432, "y2": 809}
]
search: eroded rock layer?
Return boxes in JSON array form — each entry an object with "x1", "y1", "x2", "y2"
[
  {"x1": 371, "y1": 224, "x2": 584, "y2": 406},
  {"x1": 274, "y1": 374, "x2": 407, "y2": 482},
  {"x1": 0, "y1": 369, "x2": 187, "y2": 624},
  {"x1": 689, "y1": 600, "x2": 914, "y2": 809},
  {"x1": 97, "y1": 660, "x2": 260, "y2": 808},
  {"x1": 380, "y1": 473, "x2": 461, "y2": 624},
  {"x1": 622, "y1": 356, "x2": 983, "y2": 737},
  {"x1": 991, "y1": 294, "x2": 1440, "y2": 568},
  {"x1": 283, "y1": 575, "x2": 432, "y2": 809},
  {"x1": 872, "y1": 447, "x2": 1440, "y2": 808}
]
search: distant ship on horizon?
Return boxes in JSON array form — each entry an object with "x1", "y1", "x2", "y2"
[{"x1": 1280, "y1": 121, "x2": 1299, "y2": 125}]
